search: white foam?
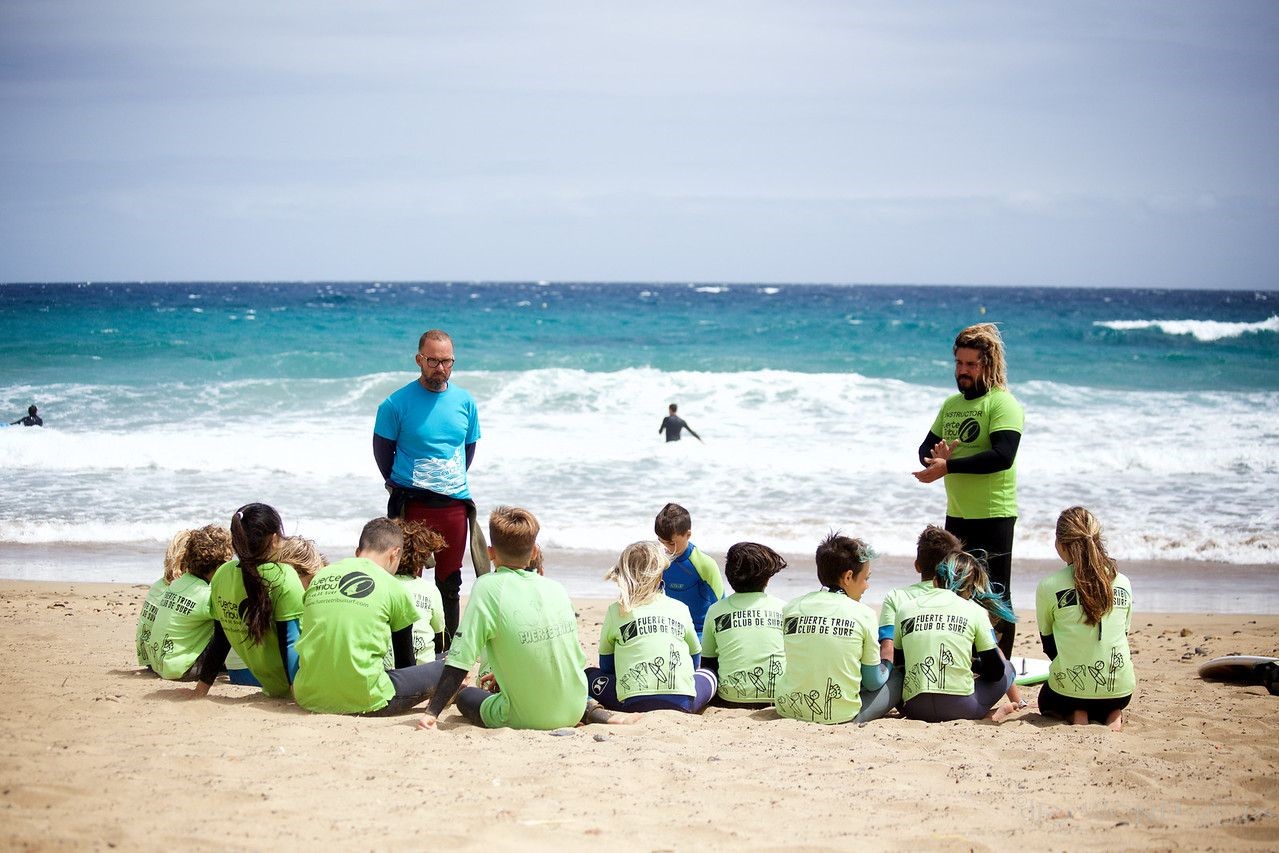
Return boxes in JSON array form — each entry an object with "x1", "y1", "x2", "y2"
[
  {"x1": 3, "y1": 368, "x2": 1276, "y2": 564},
  {"x1": 1095, "y1": 315, "x2": 1279, "y2": 342}
]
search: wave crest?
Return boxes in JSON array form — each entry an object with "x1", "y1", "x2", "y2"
[{"x1": 1095, "y1": 315, "x2": 1279, "y2": 342}]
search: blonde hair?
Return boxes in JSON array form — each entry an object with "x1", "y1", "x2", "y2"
[
  {"x1": 954, "y1": 323, "x2": 1008, "y2": 391},
  {"x1": 163, "y1": 530, "x2": 193, "y2": 583},
  {"x1": 1056, "y1": 506, "x2": 1117, "y2": 626},
  {"x1": 489, "y1": 506, "x2": 540, "y2": 566},
  {"x1": 397, "y1": 520, "x2": 448, "y2": 578},
  {"x1": 271, "y1": 536, "x2": 327, "y2": 583},
  {"x1": 605, "y1": 541, "x2": 669, "y2": 615}
]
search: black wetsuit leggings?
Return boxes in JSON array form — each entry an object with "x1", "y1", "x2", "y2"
[
  {"x1": 361, "y1": 661, "x2": 446, "y2": 717},
  {"x1": 946, "y1": 515, "x2": 1016, "y2": 657},
  {"x1": 900, "y1": 660, "x2": 1016, "y2": 722},
  {"x1": 1037, "y1": 682, "x2": 1131, "y2": 722}
]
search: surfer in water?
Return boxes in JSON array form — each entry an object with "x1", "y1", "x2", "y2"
[
  {"x1": 659, "y1": 403, "x2": 702, "y2": 442},
  {"x1": 11, "y1": 405, "x2": 42, "y2": 426}
]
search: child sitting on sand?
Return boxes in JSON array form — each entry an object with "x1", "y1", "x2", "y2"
[
  {"x1": 382, "y1": 520, "x2": 447, "y2": 667},
  {"x1": 655, "y1": 503, "x2": 724, "y2": 639},
  {"x1": 293, "y1": 518, "x2": 447, "y2": 715},
  {"x1": 1035, "y1": 506, "x2": 1135, "y2": 731},
  {"x1": 894, "y1": 551, "x2": 1017, "y2": 722},
  {"x1": 774, "y1": 532, "x2": 894, "y2": 725},
  {"x1": 879, "y1": 525, "x2": 961, "y2": 661},
  {"x1": 700, "y1": 542, "x2": 787, "y2": 707},
  {"x1": 136, "y1": 529, "x2": 192, "y2": 670},
  {"x1": 145, "y1": 525, "x2": 233, "y2": 680},
  {"x1": 419, "y1": 507, "x2": 621, "y2": 731},
  {"x1": 193, "y1": 503, "x2": 305, "y2": 699},
  {"x1": 585, "y1": 540, "x2": 718, "y2": 714}
]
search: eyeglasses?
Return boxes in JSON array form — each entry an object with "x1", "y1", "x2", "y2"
[{"x1": 419, "y1": 356, "x2": 455, "y2": 369}]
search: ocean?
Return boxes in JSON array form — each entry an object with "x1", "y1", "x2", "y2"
[{"x1": 2, "y1": 281, "x2": 1277, "y2": 593}]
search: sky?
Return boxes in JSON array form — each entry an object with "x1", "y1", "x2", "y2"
[{"x1": 2, "y1": 1, "x2": 1277, "y2": 288}]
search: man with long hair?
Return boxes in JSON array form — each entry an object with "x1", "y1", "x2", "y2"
[{"x1": 913, "y1": 323, "x2": 1024, "y2": 657}]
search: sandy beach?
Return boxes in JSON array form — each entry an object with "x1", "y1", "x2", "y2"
[{"x1": 1, "y1": 578, "x2": 1276, "y2": 852}]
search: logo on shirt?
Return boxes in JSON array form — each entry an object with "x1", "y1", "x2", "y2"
[
  {"x1": 591, "y1": 676, "x2": 610, "y2": 696},
  {"x1": 957, "y1": 417, "x2": 981, "y2": 443},
  {"x1": 618, "y1": 615, "x2": 685, "y2": 642},
  {"x1": 1056, "y1": 589, "x2": 1079, "y2": 609},
  {"x1": 716, "y1": 610, "x2": 782, "y2": 633},
  {"x1": 338, "y1": 572, "x2": 375, "y2": 599}
]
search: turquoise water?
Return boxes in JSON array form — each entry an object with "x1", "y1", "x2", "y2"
[
  {"x1": 2, "y1": 281, "x2": 1276, "y2": 388},
  {"x1": 2, "y1": 281, "x2": 1276, "y2": 578}
]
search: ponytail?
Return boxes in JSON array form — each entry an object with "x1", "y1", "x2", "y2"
[
  {"x1": 1056, "y1": 506, "x2": 1117, "y2": 626},
  {"x1": 229, "y1": 503, "x2": 284, "y2": 645},
  {"x1": 936, "y1": 550, "x2": 1016, "y2": 625}
]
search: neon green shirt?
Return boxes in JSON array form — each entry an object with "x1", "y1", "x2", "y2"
[
  {"x1": 293, "y1": 557, "x2": 420, "y2": 714},
  {"x1": 136, "y1": 578, "x2": 167, "y2": 667},
  {"x1": 895, "y1": 587, "x2": 996, "y2": 703},
  {"x1": 381, "y1": 575, "x2": 444, "y2": 668},
  {"x1": 1036, "y1": 565, "x2": 1135, "y2": 699},
  {"x1": 446, "y1": 567, "x2": 589, "y2": 730},
  {"x1": 878, "y1": 580, "x2": 935, "y2": 644},
  {"x1": 599, "y1": 595, "x2": 701, "y2": 703},
  {"x1": 774, "y1": 591, "x2": 879, "y2": 724},
  {"x1": 147, "y1": 573, "x2": 215, "y2": 680},
  {"x1": 930, "y1": 388, "x2": 1023, "y2": 519},
  {"x1": 208, "y1": 559, "x2": 305, "y2": 697},
  {"x1": 701, "y1": 592, "x2": 785, "y2": 704}
]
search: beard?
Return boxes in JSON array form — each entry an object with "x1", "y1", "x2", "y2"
[
  {"x1": 956, "y1": 375, "x2": 988, "y2": 399},
  {"x1": 422, "y1": 374, "x2": 448, "y2": 392}
]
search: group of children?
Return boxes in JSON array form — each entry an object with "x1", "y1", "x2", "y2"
[{"x1": 134, "y1": 500, "x2": 1135, "y2": 732}]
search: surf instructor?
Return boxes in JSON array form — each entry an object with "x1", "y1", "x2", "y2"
[
  {"x1": 373, "y1": 329, "x2": 481, "y2": 650},
  {"x1": 913, "y1": 323, "x2": 1023, "y2": 658}
]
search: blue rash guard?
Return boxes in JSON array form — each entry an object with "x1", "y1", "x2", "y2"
[{"x1": 663, "y1": 543, "x2": 723, "y2": 637}]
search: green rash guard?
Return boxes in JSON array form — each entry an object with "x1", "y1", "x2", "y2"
[
  {"x1": 701, "y1": 592, "x2": 786, "y2": 704},
  {"x1": 293, "y1": 557, "x2": 420, "y2": 714},
  {"x1": 929, "y1": 388, "x2": 1023, "y2": 519},
  {"x1": 773, "y1": 591, "x2": 879, "y2": 725},
  {"x1": 208, "y1": 559, "x2": 306, "y2": 697},
  {"x1": 381, "y1": 575, "x2": 444, "y2": 668},
  {"x1": 600, "y1": 596, "x2": 701, "y2": 704},
  {"x1": 147, "y1": 573, "x2": 215, "y2": 680},
  {"x1": 878, "y1": 580, "x2": 935, "y2": 643},
  {"x1": 446, "y1": 567, "x2": 589, "y2": 730},
  {"x1": 136, "y1": 578, "x2": 168, "y2": 667},
  {"x1": 895, "y1": 587, "x2": 996, "y2": 703},
  {"x1": 1037, "y1": 566, "x2": 1135, "y2": 700}
]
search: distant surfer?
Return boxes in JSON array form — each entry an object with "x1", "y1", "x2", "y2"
[
  {"x1": 659, "y1": 403, "x2": 702, "y2": 443},
  {"x1": 913, "y1": 323, "x2": 1023, "y2": 658},
  {"x1": 11, "y1": 405, "x2": 43, "y2": 427}
]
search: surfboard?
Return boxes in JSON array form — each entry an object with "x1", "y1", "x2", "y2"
[
  {"x1": 1198, "y1": 655, "x2": 1279, "y2": 694},
  {"x1": 1010, "y1": 656, "x2": 1051, "y2": 686}
]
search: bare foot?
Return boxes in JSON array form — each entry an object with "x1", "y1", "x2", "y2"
[
  {"x1": 582, "y1": 699, "x2": 640, "y2": 726},
  {"x1": 1105, "y1": 710, "x2": 1124, "y2": 732},
  {"x1": 1070, "y1": 710, "x2": 1089, "y2": 726},
  {"x1": 989, "y1": 702, "x2": 1018, "y2": 722}
]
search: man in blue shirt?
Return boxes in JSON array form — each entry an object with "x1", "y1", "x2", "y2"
[{"x1": 373, "y1": 329, "x2": 481, "y2": 649}]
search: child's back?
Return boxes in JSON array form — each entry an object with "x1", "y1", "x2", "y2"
[{"x1": 702, "y1": 590, "x2": 786, "y2": 704}]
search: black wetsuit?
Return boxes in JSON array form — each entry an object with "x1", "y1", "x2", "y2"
[{"x1": 660, "y1": 415, "x2": 700, "y2": 442}]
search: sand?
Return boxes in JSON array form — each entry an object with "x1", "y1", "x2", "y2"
[{"x1": 1, "y1": 579, "x2": 1277, "y2": 851}]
